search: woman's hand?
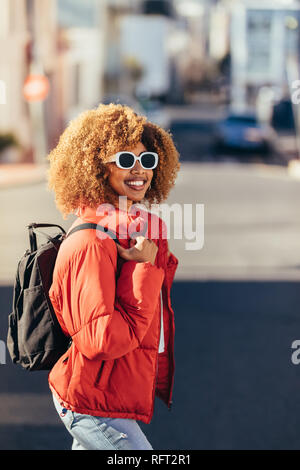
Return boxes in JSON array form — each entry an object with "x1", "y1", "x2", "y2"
[{"x1": 117, "y1": 236, "x2": 158, "y2": 266}]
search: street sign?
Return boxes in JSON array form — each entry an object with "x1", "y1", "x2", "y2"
[{"x1": 23, "y1": 74, "x2": 50, "y2": 102}]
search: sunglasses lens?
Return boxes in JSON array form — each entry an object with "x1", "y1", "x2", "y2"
[
  {"x1": 140, "y1": 153, "x2": 157, "y2": 169},
  {"x1": 118, "y1": 152, "x2": 135, "y2": 168}
]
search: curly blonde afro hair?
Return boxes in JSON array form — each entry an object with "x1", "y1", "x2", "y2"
[{"x1": 47, "y1": 103, "x2": 180, "y2": 219}]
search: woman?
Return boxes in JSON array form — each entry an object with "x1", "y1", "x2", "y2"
[{"x1": 47, "y1": 103, "x2": 180, "y2": 450}]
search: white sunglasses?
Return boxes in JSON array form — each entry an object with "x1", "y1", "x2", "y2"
[{"x1": 108, "y1": 151, "x2": 159, "y2": 170}]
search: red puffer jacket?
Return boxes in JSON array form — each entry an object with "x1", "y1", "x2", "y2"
[{"x1": 48, "y1": 205, "x2": 178, "y2": 424}]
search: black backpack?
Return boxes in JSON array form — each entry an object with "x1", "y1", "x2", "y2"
[{"x1": 7, "y1": 222, "x2": 120, "y2": 371}]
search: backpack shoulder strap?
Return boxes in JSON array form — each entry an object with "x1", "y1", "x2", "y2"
[
  {"x1": 27, "y1": 223, "x2": 66, "y2": 252},
  {"x1": 66, "y1": 223, "x2": 121, "y2": 245}
]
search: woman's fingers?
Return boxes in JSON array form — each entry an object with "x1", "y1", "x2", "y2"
[
  {"x1": 116, "y1": 243, "x2": 131, "y2": 260},
  {"x1": 134, "y1": 236, "x2": 150, "y2": 251},
  {"x1": 116, "y1": 237, "x2": 158, "y2": 265},
  {"x1": 129, "y1": 238, "x2": 136, "y2": 248}
]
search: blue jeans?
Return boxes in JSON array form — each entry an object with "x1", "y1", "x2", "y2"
[{"x1": 52, "y1": 394, "x2": 153, "y2": 450}]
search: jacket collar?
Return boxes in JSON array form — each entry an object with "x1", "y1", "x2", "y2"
[{"x1": 73, "y1": 204, "x2": 150, "y2": 241}]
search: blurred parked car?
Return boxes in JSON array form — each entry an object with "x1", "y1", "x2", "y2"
[
  {"x1": 213, "y1": 111, "x2": 277, "y2": 154},
  {"x1": 271, "y1": 98, "x2": 295, "y2": 132}
]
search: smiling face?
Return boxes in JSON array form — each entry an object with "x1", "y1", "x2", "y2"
[{"x1": 104, "y1": 142, "x2": 154, "y2": 208}]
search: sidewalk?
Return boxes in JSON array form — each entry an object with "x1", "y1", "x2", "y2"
[{"x1": 0, "y1": 163, "x2": 47, "y2": 189}]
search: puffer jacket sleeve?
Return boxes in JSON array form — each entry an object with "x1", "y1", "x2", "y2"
[{"x1": 68, "y1": 241, "x2": 164, "y2": 361}]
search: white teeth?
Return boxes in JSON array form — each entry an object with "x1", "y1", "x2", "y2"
[{"x1": 126, "y1": 181, "x2": 145, "y2": 186}]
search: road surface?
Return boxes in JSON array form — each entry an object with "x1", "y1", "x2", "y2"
[{"x1": 1, "y1": 134, "x2": 300, "y2": 448}]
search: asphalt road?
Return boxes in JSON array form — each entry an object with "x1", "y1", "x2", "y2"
[
  {"x1": 1, "y1": 120, "x2": 300, "y2": 448},
  {"x1": 1, "y1": 280, "x2": 300, "y2": 450}
]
